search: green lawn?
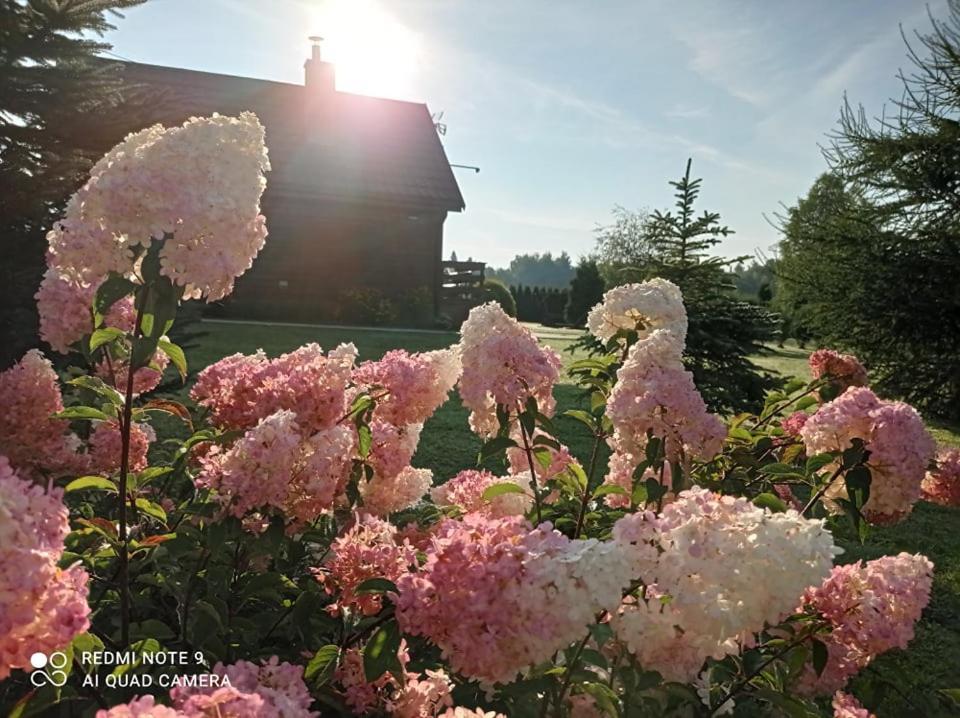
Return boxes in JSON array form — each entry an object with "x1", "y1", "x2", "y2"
[{"x1": 170, "y1": 320, "x2": 960, "y2": 715}]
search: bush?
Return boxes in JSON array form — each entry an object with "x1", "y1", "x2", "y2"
[
  {"x1": 335, "y1": 287, "x2": 398, "y2": 326},
  {"x1": 2, "y1": 110, "x2": 953, "y2": 718},
  {"x1": 479, "y1": 277, "x2": 517, "y2": 317}
]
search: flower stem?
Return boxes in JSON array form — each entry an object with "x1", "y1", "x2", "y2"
[
  {"x1": 574, "y1": 431, "x2": 604, "y2": 539},
  {"x1": 518, "y1": 419, "x2": 544, "y2": 525},
  {"x1": 117, "y1": 291, "x2": 147, "y2": 647}
]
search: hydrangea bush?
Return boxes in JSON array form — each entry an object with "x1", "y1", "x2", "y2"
[{"x1": 1, "y1": 113, "x2": 958, "y2": 717}]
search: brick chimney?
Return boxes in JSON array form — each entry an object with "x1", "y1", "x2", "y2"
[{"x1": 304, "y1": 36, "x2": 335, "y2": 92}]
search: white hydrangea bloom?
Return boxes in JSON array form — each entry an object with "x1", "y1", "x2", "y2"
[{"x1": 587, "y1": 278, "x2": 687, "y2": 345}]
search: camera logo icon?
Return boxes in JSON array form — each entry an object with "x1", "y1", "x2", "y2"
[{"x1": 29, "y1": 651, "x2": 69, "y2": 687}]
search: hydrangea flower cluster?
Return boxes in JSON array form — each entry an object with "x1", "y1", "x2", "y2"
[
  {"x1": 808, "y1": 349, "x2": 868, "y2": 393},
  {"x1": 796, "y1": 553, "x2": 933, "y2": 695},
  {"x1": 96, "y1": 696, "x2": 183, "y2": 718},
  {"x1": 781, "y1": 410, "x2": 810, "y2": 436},
  {"x1": 89, "y1": 420, "x2": 156, "y2": 475},
  {"x1": 46, "y1": 113, "x2": 270, "y2": 301},
  {"x1": 430, "y1": 469, "x2": 533, "y2": 517},
  {"x1": 361, "y1": 466, "x2": 434, "y2": 516},
  {"x1": 36, "y1": 269, "x2": 136, "y2": 353},
  {"x1": 0, "y1": 456, "x2": 90, "y2": 679},
  {"x1": 394, "y1": 514, "x2": 632, "y2": 685},
  {"x1": 191, "y1": 343, "x2": 357, "y2": 433},
  {"x1": 921, "y1": 446, "x2": 960, "y2": 507},
  {"x1": 0, "y1": 350, "x2": 85, "y2": 479},
  {"x1": 96, "y1": 350, "x2": 171, "y2": 396},
  {"x1": 611, "y1": 488, "x2": 838, "y2": 682},
  {"x1": 832, "y1": 692, "x2": 875, "y2": 718},
  {"x1": 314, "y1": 514, "x2": 417, "y2": 616},
  {"x1": 606, "y1": 331, "x2": 725, "y2": 466},
  {"x1": 586, "y1": 278, "x2": 688, "y2": 345},
  {"x1": 198, "y1": 409, "x2": 302, "y2": 518},
  {"x1": 458, "y1": 302, "x2": 562, "y2": 437},
  {"x1": 353, "y1": 348, "x2": 461, "y2": 425},
  {"x1": 172, "y1": 657, "x2": 317, "y2": 717},
  {"x1": 800, "y1": 387, "x2": 935, "y2": 523}
]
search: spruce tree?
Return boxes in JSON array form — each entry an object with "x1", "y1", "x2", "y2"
[
  {"x1": 645, "y1": 159, "x2": 778, "y2": 412},
  {"x1": 1, "y1": 0, "x2": 143, "y2": 367},
  {"x1": 565, "y1": 257, "x2": 605, "y2": 326}
]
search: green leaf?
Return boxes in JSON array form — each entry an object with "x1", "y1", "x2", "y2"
[
  {"x1": 593, "y1": 484, "x2": 627, "y2": 499},
  {"x1": 478, "y1": 435, "x2": 517, "y2": 463},
  {"x1": 55, "y1": 406, "x2": 113, "y2": 421},
  {"x1": 631, "y1": 481, "x2": 648, "y2": 505},
  {"x1": 68, "y1": 376, "x2": 124, "y2": 406},
  {"x1": 135, "y1": 498, "x2": 168, "y2": 523},
  {"x1": 645, "y1": 436, "x2": 663, "y2": 465},
  {"x1": 355, "y1": 578, "x2": 399, "y2": 595},
  {"x1": 532, "y1": 446, "x2": 554, "y2": 470},
  {"x1": 158, "y1": 338, "x2": 187, "y2": 380},
  {"x1": 783, "y1": 377, "x2": 806, "y2": 394},
  {"x1": 130, "y1": 334, "x2": 161, "y2": 371},
  {"x1": 811, "y1": 638, "x2": 829, "y2": 677},
  {"x1": 481, "y1": 482, "x2": 526, "y2": 501},
  {"x1": 753, "y1": 492, "x2": 788, "y2": 513},
  {"x1": 805, "y1": 453, "x2": 835, "y2": 476},
  {"x1": 357, "y1": 425, "x2": 372, "y2": 459},
  {"x1": 65, "y1": 476, "x2": 117, "y2": 493},
  {"x1": 363, "y1": 621, "x2": 402, "y2": 682},
  {"x1": 93, "y1": 273, "x2": 136, "y2": 326},
  {"x1": 532, "y1": 434, "x2": 561, "y2": 450},
  {"x1": 89, "y1": 327, "x2": 126, "y2": 351},
  {"x1": 795, "y1": 396, "x2": 818, "y2": 410},
  {"x1": 305, "y1": 644, "x2": 340, "y2": 685},
  {"x1": 563, "y1": 409, "x2": 596, "y2": 430},
  {"x1": 579, "y1": 682, "x2": 619, "y2": 716},
  {"x1": 759, "y1": 463, "x2": 804, "y2": 477}
]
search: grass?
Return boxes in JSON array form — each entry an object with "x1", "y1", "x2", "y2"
[{"x1": 168, "y1": 320, "x2": 960, "y2": 715}]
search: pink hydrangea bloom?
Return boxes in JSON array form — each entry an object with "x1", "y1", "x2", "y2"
[
  {"x1": 607, "y1": 332, "x2": 725, "y2": 466},
  {"x1": 97, "y1": 696, "x2": 184, "y2": 718},
  {"x1": 285, "y1": 425, "x2": 356, "y2": 526},
  {"x1": 430, "y1": 469, "x2": 533, "y2": 518},
  {"x1": 796, "y1": 553, "x2": 933, "y2": 695},
  {"x1": 88, "y1": 420, "x2": 155, "y2": 475},
  {"x1": 781, "y1": 411, "x2": 810, "y2": 436},
  {"x1": 192, "y1": 343, "x2": 356, "y2": 432},
  {"x1": 586, "y1": 278, "x2": 687, "y2": 345},
  {"x1": 96, "y1": 350, "x2": 171, "y2": 396},
  {"x1": 198, "y1": 410, "x2": 302, "y2": 518},
  {"x1": 800, "y1": 388, "x2": 935, "y2": 523},
  {"x1": 458, "y1": 302, "x2": 562, "y2": 437},
  {"x1": 335, "y1": 644, "x2": 409, "y2": 714},
  {"x1": 190, "y1": 350, "x2": 269, "y2": 430},
  {"x1": 921, "y1": 447, "x2": 960, "y2": 507},
  {"x1": 809, "y1": 350, "x2": 868, "y2": 392},
  {"x1": 395, "y1": 514, "x2": 631, "y2": 685},
  {"x1": 368, "y1": 420, "x2": 422, "y2": 481},
  {"x1": 47, "y1": 113, "x2": 270, "y2": 302},
  {"x1": 611, "y1": 488, "x2": 838, "y2": 683},
  {"x1": 832, "y1": 692, "x2": 875, "y2": 718},
  {"x1": 353, "y1": 348, "x2": 461, "y2": 425},
  {"x1": 361, "y1": 466, "x2": 433, "y2": 516},
  {"x1": 440, "y1": 710, "x2": 505, "y2": 718},
  {"x1": 36, "y1": 270, "x2": 138, "y2": 353},
  {"x1": 177, "y1": 687, "x2": 266, "y2": 717},
  {"x1": 1, "y1": 456, "x2": 90, "y2": 679},
  {"x1": 0, "y1": 350, "x2": 86, "y2": 479},
  {"x1": 387, "y1": 669, "x2": 455, "y2": 718},
  {"x1": 313, "y1": 514, "x2": 417, "y2": 616},
  {"x1": 171, "y1": 657, "x2": 316, "y2": 718}
]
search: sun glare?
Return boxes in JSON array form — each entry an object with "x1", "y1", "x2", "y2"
[{"x1": 309, "y1": 0, "x2": 421, "y2": 100}]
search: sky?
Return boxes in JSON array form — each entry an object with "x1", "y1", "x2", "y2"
[{"x1": 104, "y1": 0, "x2": 949, "y2": 268}]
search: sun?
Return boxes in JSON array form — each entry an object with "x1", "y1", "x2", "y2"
[{"x1": 309, "y1": 0, "x2": 422, "y2": 100}]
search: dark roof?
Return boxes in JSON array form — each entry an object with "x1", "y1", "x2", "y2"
[{"x1": 85, "y1": 60, "x2": 465, "y2": 213}]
